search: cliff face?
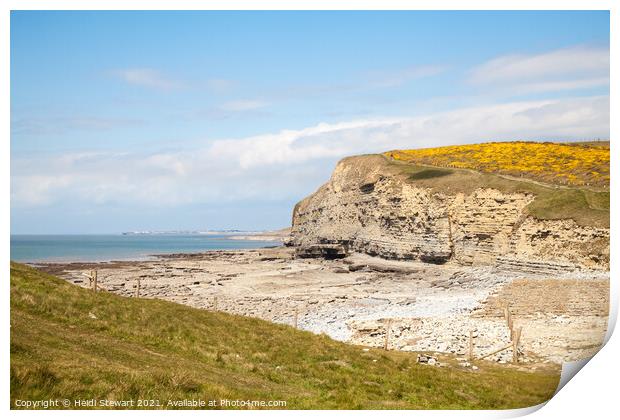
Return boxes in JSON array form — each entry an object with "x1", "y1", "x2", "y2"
[{"x1": 290, "y1": 155, "x2": 609, "y2": 271}]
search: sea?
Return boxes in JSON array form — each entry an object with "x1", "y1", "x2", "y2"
[{"x1": 10, "y1": 233, "x2": 282, "y2": 263}]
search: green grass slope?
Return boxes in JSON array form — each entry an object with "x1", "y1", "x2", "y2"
[
  {"x1": 383, "y1": 157, "x2": 609, "y2": 229},
  {"x1": 11, "y1": 262, "x2": 559, "y2": 409}
]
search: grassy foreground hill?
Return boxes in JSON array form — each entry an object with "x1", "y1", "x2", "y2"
[{"x1": 11, "y1": 262, "x2": 559, "y2": 410}]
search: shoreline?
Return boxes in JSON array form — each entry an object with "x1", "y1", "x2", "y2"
[
  {"x1": 37, "y1": 246, "x2": 610, "y2": 367},
  {"x1": 11, "y1": 231, "x2": 287, "y2": 264}
]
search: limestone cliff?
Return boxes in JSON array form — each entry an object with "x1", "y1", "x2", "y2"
[{"x1": 290, "y1": 155, "x2": 609, "y2": 271}]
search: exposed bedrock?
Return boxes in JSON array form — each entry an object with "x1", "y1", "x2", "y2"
[{"x1": 290, "y1": 155, "x2": 609, "y2": 271}]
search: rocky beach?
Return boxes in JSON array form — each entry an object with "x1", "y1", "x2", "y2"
[{"x1": 36, "y1": 244, "x2": 609, "y2": 367}]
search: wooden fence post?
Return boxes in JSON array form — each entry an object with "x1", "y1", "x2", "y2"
[
  {"x1": 92, "y1": 270, "x2": 98, "y2": 292},
  {"x1": 504, "y1": 304, "x2": 514, "y2": 338},
  {"x1": 468, "y1": 330, "x2": 474, "y2": 360},
  {"x1": 293, "y1": 309, "x2": 299, "y2": 329},
  {"x1": 512, "y1": 327, "x2": 522, "y2": 363},
  {"x1": 135, "y1": 278, "x2": 141, "y2": 298},
  {"x1": 213, "y1": 296, "x2": 218, "y2": 311},
  {"x1": 384, "y1": 319, "x2": 392, "y2": 350},
  {"x1": 80, "y1": 271, "x2": 94, "y2": 289}
]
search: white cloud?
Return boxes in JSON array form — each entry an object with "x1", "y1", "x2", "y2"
[
  {"x1": 11, "y1": 95, "x2": 609, "y2": 209},
  {"x1": 113, "y1": 68, "x2": 182, "y2": 90},
  {"x1": 209, "y1": 95, "x2": 608, "y2": 169},
  {"x1": 207, "y1": 118, "x2": 402, "y2": 169},
  {"x1": 469, "y1": 46, "x2": 609, "y2": 94}
]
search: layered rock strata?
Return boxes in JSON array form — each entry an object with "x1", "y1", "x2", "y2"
[{"x1": 290, "y1": 155, "x2": 609, "y2": 271}]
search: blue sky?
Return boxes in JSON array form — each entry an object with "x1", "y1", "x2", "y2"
[{"x1": 11, "y1": 11, "x2": 610, "y2": 233}]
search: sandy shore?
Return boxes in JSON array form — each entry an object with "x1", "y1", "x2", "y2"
[{"x1": 36, "y1": 246, "x2": 609, "y2": 365}]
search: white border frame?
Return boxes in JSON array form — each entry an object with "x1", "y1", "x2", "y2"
[{"x1": 2, "y1": 2, "x2": 616, "y2": 419}]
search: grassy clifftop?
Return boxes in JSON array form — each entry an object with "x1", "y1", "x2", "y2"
[
  {"x1": 380, "y1": 141, "x2": 609, "y2": 228},
  {"x1": 10, "y1": 262, "x2": 559, "y2": 409},
  {"x1": 386, "y1": 141, "x2": 610, "y2": 189}
]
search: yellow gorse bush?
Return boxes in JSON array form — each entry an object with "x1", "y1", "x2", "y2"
[{"x1": 385, "y1": 141, "x2": 610, "y2": 188}]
